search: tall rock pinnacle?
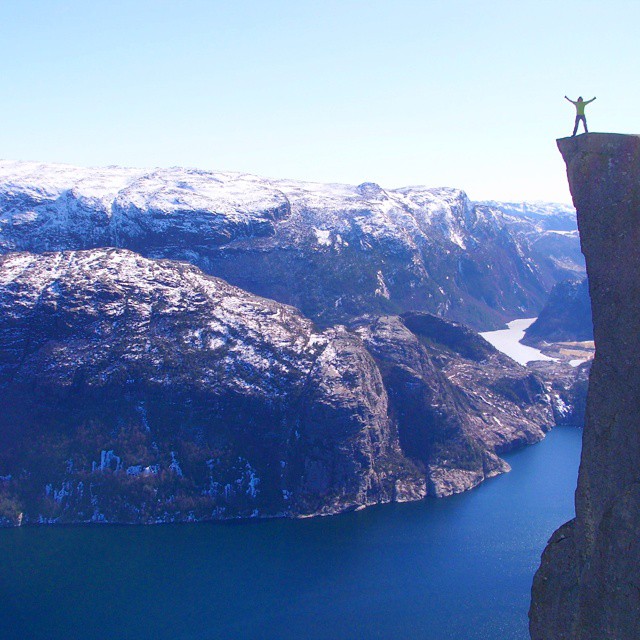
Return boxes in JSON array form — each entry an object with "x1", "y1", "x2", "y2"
[{"x1": 530, "y1": 134, "x2": 640, "y2": 639}]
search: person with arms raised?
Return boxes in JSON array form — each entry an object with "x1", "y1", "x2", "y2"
[{"x1": 565, "y1": 95, "x2": 596, "y2": 136}]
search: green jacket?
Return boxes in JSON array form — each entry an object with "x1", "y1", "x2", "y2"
[{"x1": 568, "y1": 98, "x2": 595, "y2": 115}]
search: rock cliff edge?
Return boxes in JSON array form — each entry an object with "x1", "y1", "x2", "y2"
[{"x1": 530, "y1": 133, "x2": 640, "y2": 639}]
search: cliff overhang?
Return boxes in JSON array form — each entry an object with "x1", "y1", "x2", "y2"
[{"x1": 530, "y1": 133, "x2": 640, "y2": 639}]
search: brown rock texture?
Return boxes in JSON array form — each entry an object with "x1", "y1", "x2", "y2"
[{"x1": 530, "y1": 133, "x2": 640, "y2": 639}]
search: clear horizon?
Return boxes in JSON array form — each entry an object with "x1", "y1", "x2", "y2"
[{"x1": 2, "y1": 1, "x2": 638, "y2": 204}]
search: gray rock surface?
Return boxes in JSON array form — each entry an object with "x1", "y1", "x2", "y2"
[
  {"x1": 524, "y1": 278, "x2": 593, "y2": 345},
  {"x1": 530, "y1": 133, "x2": 640, "y2": 639}
]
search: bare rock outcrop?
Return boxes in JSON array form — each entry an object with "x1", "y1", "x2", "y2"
[
  {"x1": 530, "y1": 134, "x2": 640, "y2": 639},
  {"x1": 523, "y1": 278, "x2": 593, "y2": 345}
]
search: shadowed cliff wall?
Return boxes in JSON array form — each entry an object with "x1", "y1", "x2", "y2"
[{"x1": 530, "y1": 133, "x2": 640, "y2": 639}]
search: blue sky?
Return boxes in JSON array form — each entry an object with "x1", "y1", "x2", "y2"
[{"x1": 1, "y1": 0, "x2": 638, "y2": 202}]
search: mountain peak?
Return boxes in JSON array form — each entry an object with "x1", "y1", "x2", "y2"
[{"x1": 356, "y1": 182, "x2": 387, "y2": 198}]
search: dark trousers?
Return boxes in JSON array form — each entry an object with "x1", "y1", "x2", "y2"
[{"x1": 572, "y1": 114, "x2": 588, "y2": 136}]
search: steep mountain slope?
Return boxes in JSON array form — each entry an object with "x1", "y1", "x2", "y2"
[
  {"x1": 524, "y1": 278, "x2": 593, "y2": 345},
  {"x1": 530, "y1": 134, "x2": 640, "y2": 639},
  {"x1": 474, "y1": 200, "x2": 584, "y2": 286},
  {"x1": 476, "y1": 200, "x2": 578, "y2": 231},
  {"x1": 0, "y1": 161, "x2": 584, "y2": 329},
  {"x1": 0, "y1": 249, "x2": 555, "y2": 525},
  {"x1": 355, "y1": 313, "x2": 554, "y2": 496},
  {"x1": 0, "y1": 248, "x2": 411, "y2": 524}
]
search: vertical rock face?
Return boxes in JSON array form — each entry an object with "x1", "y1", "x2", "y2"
[
  {"x1": 523, "y1": 277, "x2": 593, "y2": 344},
  {"x1": 530, "y1": 134, "x2": 640, "y2": 639}
]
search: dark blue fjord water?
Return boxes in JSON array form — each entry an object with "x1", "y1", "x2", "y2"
[{"x1": 0, "y1": 427, "x2": 582, "y2": 640}]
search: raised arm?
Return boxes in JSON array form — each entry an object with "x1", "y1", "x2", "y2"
[
  {"x1": 565, "y1": 96, "x2": 576, "y2": 104},
  {"x1": 585, "y1": 97, "x2": 596, "y2": 104}
]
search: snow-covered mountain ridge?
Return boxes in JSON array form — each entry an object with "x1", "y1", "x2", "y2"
[{"x1": 0, "y1": 160, "x2": 584, "y2": 329}]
